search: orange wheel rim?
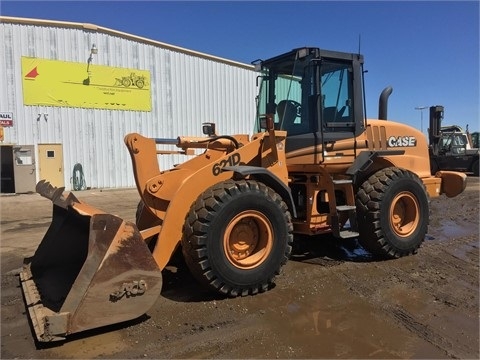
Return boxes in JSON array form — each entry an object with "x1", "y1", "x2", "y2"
[
  {"x1": 389, "y1": 191, "x2": 420, "y2": 237},
  {"x1": 223, "y1": 210, "x2": 273, "y2": 269}
]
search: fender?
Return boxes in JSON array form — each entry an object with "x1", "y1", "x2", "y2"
[
  {"x1": 223, "y1": 165, "x2": 297, "y2": 218},
  {"x1": 346, "y1": 150, "x2": 404, "y2": 182}
]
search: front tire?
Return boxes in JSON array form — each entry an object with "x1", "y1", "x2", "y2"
[
  {"x1": 182, "y1": 180, "x2": 293, "y2": 297},
  {"x1": 356, "y1": 167, "x2": 429, "y2": 259}
]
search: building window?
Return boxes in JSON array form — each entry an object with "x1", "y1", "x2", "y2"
[{"x1": 14, "y1": 148, "x2": 33, "y2": 165}]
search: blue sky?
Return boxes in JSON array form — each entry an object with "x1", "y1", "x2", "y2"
[{"x1": 2, "y1": 1, "x2": 479, "y2": 133}]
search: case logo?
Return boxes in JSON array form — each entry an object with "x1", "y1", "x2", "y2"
[
  {"x1": 110, "y1": 280, "x2": 147, "y2": 302},
  {"x1": 387, "y1": 136, "x2": 417, "y2": 147}
]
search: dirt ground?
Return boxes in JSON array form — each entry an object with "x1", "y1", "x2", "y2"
[{"x1": 1, "y1": 177, "x2": 478, "y2": 359}]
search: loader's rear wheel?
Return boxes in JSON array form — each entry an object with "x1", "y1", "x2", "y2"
[
  {"x1": 182, "y1": 180, "x2": 293, "y2": 297},
  {"x1": 356, "y1": 167, "x2": 429, "y2": 259}
]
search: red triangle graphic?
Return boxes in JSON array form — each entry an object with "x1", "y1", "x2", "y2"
[{"x1": 25, "y1": 67, "x2": 39, "y2": 78}]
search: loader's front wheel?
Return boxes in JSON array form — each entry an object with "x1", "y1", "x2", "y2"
[
  {"x1": 223, "y1": 210, "x2": 273, "y2": 269},
  {"x1": 356, "y1": 167, "x2": 429, "y2": 259},
  {"x1": 182, "y1": 180, "x2": 293, "y2": 297}
]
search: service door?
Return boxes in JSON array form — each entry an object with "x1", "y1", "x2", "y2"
[
  {"x1": 38, "y1": 144, "x2": 64, "y2": 188},
  {"x1": 13, "y1": 145, "x2": 36, "y2": 193}
]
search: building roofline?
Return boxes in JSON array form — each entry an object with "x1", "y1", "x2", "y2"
[{"x1": 0, "y1": 16, "x2": 255, "y2": 71}]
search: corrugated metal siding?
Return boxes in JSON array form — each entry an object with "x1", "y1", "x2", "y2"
[{"x1": 0, "y1": 19, "x2": 257, "y2": 190}]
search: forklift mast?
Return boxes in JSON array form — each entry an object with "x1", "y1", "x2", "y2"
[{"x1": 428, "y1": 105, "x2": 444, "y2": 155}]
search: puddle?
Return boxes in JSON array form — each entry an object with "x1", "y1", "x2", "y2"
[
  {"x1": 243, "y1": 281, "x2": 446, "y2": 359},
  {"x1": 291, "y1": 236, "x2": 374, "y2": 264},
  {"x1": 338, "y1": 241, "x2": 373, "y2": 261},
  {"x1": 426, "y1": 220, "x2": 478, "y2": 241}
]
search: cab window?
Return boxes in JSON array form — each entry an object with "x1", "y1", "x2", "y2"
[{"x1": 320, "y1": 62, "x2": 354, "y2": 130}]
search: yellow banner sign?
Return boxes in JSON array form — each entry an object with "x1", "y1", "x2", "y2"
[{"x1": 21, "y1": 57, "x2": 151, "y2": 111}]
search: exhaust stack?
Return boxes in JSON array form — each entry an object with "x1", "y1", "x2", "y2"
[{"x1": 378, "y1": 86, "x2": 393, "y2": 120}]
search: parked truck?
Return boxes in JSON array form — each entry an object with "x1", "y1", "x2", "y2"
[
  {"x1": 20, "y1": 47, "x2": 466, "y2": 342},
  {"x1": 428, "y1": 105, "x2": 479, "y2": 176}
]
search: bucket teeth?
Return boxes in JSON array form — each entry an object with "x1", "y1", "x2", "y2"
[{"x1": 36, "y1": 180, "x2": 79, "y2": 209}]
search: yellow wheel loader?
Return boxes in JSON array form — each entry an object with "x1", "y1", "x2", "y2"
[{"x1": 20, "y1": 47, "x2": 466, "y2": 342}]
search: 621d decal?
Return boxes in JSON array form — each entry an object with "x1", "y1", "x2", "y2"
[{"x1": 212, "y1": 153, "x2": 241, "y2": 176}]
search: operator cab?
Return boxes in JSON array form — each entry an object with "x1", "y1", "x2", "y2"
[
  {"x1": 253, "y1": 47, "x2": 366, "y2": 153},
  {"x1": 438, "y1": 132, "x2": 470, "y2": 155}
]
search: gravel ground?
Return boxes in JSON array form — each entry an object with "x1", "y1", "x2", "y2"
[{"x1": 1, "y1": 176, "x2": 478, "y2": 359}]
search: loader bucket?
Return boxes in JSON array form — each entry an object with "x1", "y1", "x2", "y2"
[{"x1": 19, "y1": 181, "x2": 163, "y2": 342}]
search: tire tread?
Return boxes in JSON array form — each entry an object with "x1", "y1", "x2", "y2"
[{"x1": 182, "y1": 180, "x2": 293, "y2": 297}]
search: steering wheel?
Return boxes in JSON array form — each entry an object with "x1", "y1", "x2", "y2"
[
  {"x1": 286, "y1": 100, "x2": 302, "y2": 117},
  {"x1": 277, "y1": 100, "x2": 302, "y2": 119}
]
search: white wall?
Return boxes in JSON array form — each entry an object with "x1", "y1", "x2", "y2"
[{"x1": 0, "y1": 18, "x2": 258, "y2": 190}]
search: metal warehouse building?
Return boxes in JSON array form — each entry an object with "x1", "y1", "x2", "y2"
[{"x1": 0, "y1": 16, "x2": 257, "y2": 193}]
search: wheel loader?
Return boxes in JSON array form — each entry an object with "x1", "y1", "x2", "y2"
[{"x1": 20, "y1": 47, "x2": 467, "y2": 342}]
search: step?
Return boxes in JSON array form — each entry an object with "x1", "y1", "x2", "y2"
[
  {"x1": 336, "y1": 205, "x2": 356, "y2": 212},
  {"x1": 339, "y1": 230, "x2": 360, "y2": 239},
  {"x1": 332, "y1": 179, "x2": 353, "y2": 185}
]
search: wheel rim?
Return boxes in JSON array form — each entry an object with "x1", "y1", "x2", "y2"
[
  {"x1": 224, "y1": 210, "x2": 273, "y2": 269},
  {"x1": 389, "y1": 191, "x2": 420, "y2": 237}
]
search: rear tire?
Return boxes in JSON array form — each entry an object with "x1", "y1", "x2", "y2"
[
  {"x1": 472, "y1": 159, "x2": 479, "y2": 176},
  {"x1": 182, "y1": 180, "x2": 293, "y2": 297},
  {"x1": 356, "y1": 167, "x2": 429, "y2": 259}
]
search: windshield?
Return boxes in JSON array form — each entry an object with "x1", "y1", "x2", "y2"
[
  {"x1": 255, "y1": 74, "x2": 302, "y2": 128},
  {"x1": 255, "y1": 51, "x2": 313, "y2": 135}
]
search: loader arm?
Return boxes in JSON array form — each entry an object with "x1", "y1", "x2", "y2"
[{"x1": 124, "y1": 131, "x2": 288, "y2": 271}]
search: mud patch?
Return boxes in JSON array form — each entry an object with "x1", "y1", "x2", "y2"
[
  {"x1": 47, "y1": 331, "x2": 129, "y2": 359},
  {"x1": 2, "y1": 221, "x2": 52, "y2": 232},
  {"x1": 1, "y1": 180, "x2": 478, "y2": 359}
]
